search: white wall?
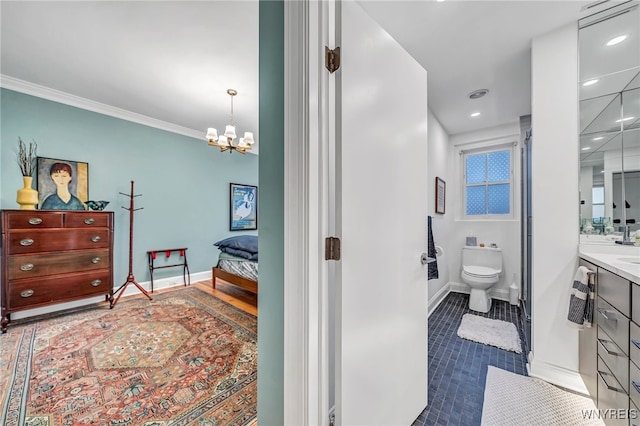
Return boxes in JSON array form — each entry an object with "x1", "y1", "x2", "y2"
[
  {"x1": 448, "y1": 122, "x2": 522, "y2": 302},
  {"x1": 530, "y1": 22, "x2": 583, "y2": 392},
  {"x1": 427, "y1": 109, "x2": 453, "y2": 313}
]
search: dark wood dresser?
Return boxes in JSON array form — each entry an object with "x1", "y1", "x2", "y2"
[{"x1": 1, "y1": 210, "x2": 114, "y2": 333}]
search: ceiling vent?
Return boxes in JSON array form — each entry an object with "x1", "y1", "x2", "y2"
[
  {"x1": 581, "y1": 0, "x2": 610, "y2": 12},
  {"x1": 468, "y1": 89, "x2": 489, "y2": 100}
]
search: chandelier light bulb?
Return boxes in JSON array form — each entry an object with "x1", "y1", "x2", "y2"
[
  {"x1": 206, "y1": 128, "x2": 218, "y2": 141},
  {"x1": 244, "y1": 132, "x2": 254, "y2": 144},
  {"x1": 224, "y1": 124, "x2": 237, "y2": 139}
]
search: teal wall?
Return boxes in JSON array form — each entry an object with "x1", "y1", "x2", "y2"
[
  {"x1": 0, "y1": 88, "x2": 258, "y2": 285},
  {"x1": 257, "y1": 0, "x2": 284, "y2": 424}
]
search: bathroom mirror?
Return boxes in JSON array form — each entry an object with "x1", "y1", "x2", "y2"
[{"x1": 578, "y1": 1, "x2": 640, "y2": 237}]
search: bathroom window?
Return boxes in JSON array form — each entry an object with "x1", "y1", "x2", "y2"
[
  {"x1": 463, "y1": 147, "x2": 513, "y2": 217},
  {"x1": 592, "y1": 186, "x2": 604, "y2": 219}
]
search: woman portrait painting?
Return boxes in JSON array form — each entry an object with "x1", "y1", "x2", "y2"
[{"x1": 37, "y1": 157, "x2": 89, "y2": 210}]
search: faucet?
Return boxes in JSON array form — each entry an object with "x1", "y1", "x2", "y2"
[{"x1": 615, "y1": 225, "x2": 634, "y2": 245}]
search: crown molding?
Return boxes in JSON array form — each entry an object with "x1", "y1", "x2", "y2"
[{"x1": 0, "y1": 74, "x2": 204, "y2": 141}]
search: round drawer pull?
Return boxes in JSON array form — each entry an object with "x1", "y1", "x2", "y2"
[
  {"x1": 20, "y1": 289, "x2": 34, "y2": 298},
  {"x1": 91, "y1": 257, "x2": 101, "y2": 264},
  {"x1": 20, "y1": 263, "x2": 35, "y2": 271},
  {"x1": 91, "y1": 236, "x2": 101, "y2": 243},
  {"x1": 28, "y1": 217, "x2": 43, "y2": 225},
  {"x1": 20, "y1": 238, "x2": 34, "y2": 246},
  {"x1": 84, "y1": 218, "x2": 95, "y2": 225},
  {"x1": 91, "y1": 279, "x2": 102, "y2": 287}
]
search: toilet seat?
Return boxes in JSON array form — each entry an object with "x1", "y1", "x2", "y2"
[{"x1": 462, "y1": 265, "x2": 501, "y2": 278}]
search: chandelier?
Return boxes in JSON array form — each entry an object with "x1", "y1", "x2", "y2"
[{"x1": 206, "y1": 89, "x2": 255, "y2": 154}]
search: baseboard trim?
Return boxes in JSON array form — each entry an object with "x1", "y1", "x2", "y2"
[
  {"x1": 130, "y1": 270, "x2": 211, "y2": 296},
  {"x1": 11, "y1": 270, "x2": 211, "y2": 321},
  {"x1": 428, "y1": 283, "x2": 451, "y2": 317},
  {"x1": 527, "y1": 355, "x2": 588, "y2": 395}
]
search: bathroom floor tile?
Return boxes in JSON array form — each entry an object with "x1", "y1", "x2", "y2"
[{"x1": 411, "y1": 292, "x2": 528, "y2": 426}]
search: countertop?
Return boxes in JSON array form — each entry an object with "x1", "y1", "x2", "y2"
[{"x1": 579, "y1": 243, "x2": 640, "y2": 284}]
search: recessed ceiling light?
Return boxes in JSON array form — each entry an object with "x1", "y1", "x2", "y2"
[
  {"x1": 582, "y1": 147, "x2": 591, "y2": 151},
  {"x1": 616, "y1": 116, "x2": 635, "y2": 122},
  {"x1": 582, "y1": 79, "x2": 599, "y2": 86},
  {"x1": 592, "y1": 136, "x2": 604, "y2": 141},
  {"x1": 436, "y1": 0, "x2": 446, "y2": 2},
  {"x1": 470, "y1": 112, "x2": 481, "y2": 117},
  {"x1": 468, "y1": 89, "x2": 489, "y2": 100},
  {"x1": 601, "y1": 170, "x2": 605, "y2": 173},
  {"x1": 606, "y1": 35, "x2": 628, "y2": 46}
]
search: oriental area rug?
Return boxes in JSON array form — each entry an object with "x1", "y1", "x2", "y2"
[{"x1": 0, "y1": 287, "x2": 256, "y2": 426}]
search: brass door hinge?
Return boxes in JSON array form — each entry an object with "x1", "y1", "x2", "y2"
[
  {"x1": 325, "y1": 237, "x2": 341, "y2": 260},
  {"x1": 325, "y1": 46, "x2": 340, "y2": 74}
]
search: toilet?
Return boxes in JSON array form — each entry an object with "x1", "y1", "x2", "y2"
[{"x1": 461, "y1": 246, "x2": 503, "y2": 313}]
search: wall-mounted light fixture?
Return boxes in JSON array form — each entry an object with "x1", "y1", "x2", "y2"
[{"x1": 206, "y1": 89, "x2": 255, "y2": 154}]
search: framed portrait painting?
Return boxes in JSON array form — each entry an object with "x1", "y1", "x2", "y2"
[
  {"x1": 230, "y1": 183, "x2": 258, "y2": 231},
  {"x1": 37, "y1": 157, "x2": 89, "y2": 210}
]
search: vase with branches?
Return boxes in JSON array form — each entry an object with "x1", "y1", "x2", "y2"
[
  {"x1": 16, "y1": 137, "x2": 37, "y2": 176},
  {"x1": 15, "y1": 137, "x2": 39, "y2": 210}
]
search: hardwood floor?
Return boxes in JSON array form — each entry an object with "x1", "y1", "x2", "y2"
[
  {"x1": 194, "y1": 279, "x2": 257, "y2": 316},
  {"x1": 132, "y1": 278, "x2": 257, "y2": 316}
]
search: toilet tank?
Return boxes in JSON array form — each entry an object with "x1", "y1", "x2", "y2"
[{"x1": 462, "y1": 246, "x2": 503, "y2": 272}]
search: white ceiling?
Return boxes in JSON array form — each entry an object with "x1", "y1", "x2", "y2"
[
  {"x1": 0, "y1": 1, "x2": 259, "y2": 146},
  {"x1": 0, "y1": 0, "x2": 628, "y2": 143}
]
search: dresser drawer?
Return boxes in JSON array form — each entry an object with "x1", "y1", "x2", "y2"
[
  {"x1": 65, "y1": 213, "x2": 110, "y2": 228},
  {"x1": 598, "y1": 356, "x2": 629, "y2": 426},
  {"x1": 599, "y1": 328, "x2": 630, "y2": 394},
  {"x1": 7, "y1": 249, "x2": 110, "y2": 280},
  {"x1": 7, "y1": 229, "x2": 110, "y2": 254},
  {"x1": 632, "y1": 321, "x2": 640, "y2": 370},
  {"x1": 598, "y1": 296, "x2": 630, "y2": 356},
  {"x1": 633, "y1": 284, "x2": 640, "y2": 326},
  {"x1": 7, "y1": 270, "x2": 111, "y2": 309},
  {"x1": 599, "y1": 267, "x2": 631, "y2": 318},
  {"x1": 4, "y1": 211, "x2": 63, "y2": 229}
]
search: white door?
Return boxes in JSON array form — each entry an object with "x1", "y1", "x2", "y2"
[{"x1": 335, "y1": 1, "x2": 429, "y2": 425}]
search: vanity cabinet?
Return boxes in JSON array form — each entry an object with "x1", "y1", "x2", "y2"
[
  {"x1": 632, "y1": 284, "x2": 640, "y2": 425},
  {"x1": 597, "y1": 272, "x2": 632, "y2": 426},
  {"x1": 580, "y1": 255, "x2": 639, "y2": 425},
  {"x1": 0, "y1": 210, "x2": 114, "y2": 333}
]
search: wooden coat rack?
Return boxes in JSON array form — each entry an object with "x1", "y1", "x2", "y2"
[{"x1": 111, "y1": 180, "x2": 152, "y2": 308}]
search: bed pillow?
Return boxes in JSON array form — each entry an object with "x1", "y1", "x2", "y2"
[
  {"x1": 214, "y1": 235, "x2": 258, "y2": 254},
  {"x1": 219, "y1": 246, "x2": 258, "y2": 261}
]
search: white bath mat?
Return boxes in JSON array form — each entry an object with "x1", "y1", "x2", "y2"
[
  {"x1": 481, "y1": 366, "x2": 603, "y2": 425},
  {"x1": 456, "y1": 313, "x2": 522, "y2": 353}
]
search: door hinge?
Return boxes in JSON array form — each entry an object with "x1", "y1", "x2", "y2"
[
  {"x1": 325, "y1": 237, "x2": 341, "y2": 260},
  {"x1": 328, "y1": 412, "x2": 336, "y2": 426},
  {"x1": 325, "y1": 46, "x2": 340, "y2": 74}
]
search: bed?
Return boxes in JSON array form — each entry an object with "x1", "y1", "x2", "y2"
[{"x1": 212, "y1": 235, "x2": 258, "y2": 295}]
